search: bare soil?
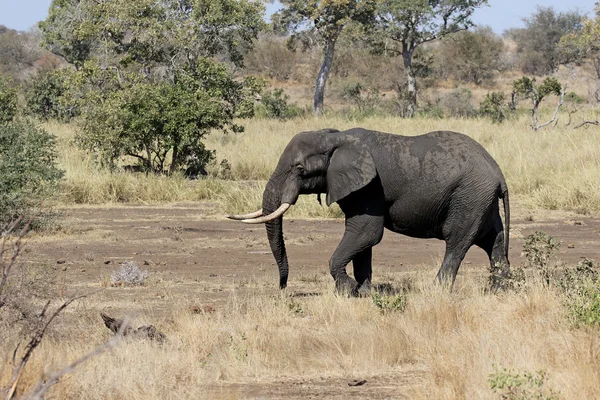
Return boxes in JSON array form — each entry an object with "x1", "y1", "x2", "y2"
[{"x1": 21, "y1": 202, "x2": 600, "y2": 399}]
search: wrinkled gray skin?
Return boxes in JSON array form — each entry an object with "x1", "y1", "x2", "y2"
[{"x1": 262, "y1": 128, "x2": 510, "y2": 294}]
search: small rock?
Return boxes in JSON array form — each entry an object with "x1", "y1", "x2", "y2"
[
  {"x1": 209, "y1": 273, "x2": 217, "y2": 277},
  {"x1": 57, "y1": 259, "x2": 66, "y2": 264},
  {"x1": 104, "y1": 260, "x2": 111, "y2": 265},
  {"x1": 61, "y1": 266, "x2": 68, "y2": 271},
  {"x1": 348, "y1": 379, "x2": 367, "y2": 387},
  {"x1": 568, "y1": 243, "x2": 575, "y2": 249},
  {"x1": 190, "y1": 304, "x2": 215, "y2": 314},
  {"x1": 574, "y1": 221, "x2": 583, "y2": 226},
  {"x1": 143, "y1": 260, "x2": 151, "y2": 265},
  {"x1": 80, "y1": 268, "x2": 86, "y2": 272}
]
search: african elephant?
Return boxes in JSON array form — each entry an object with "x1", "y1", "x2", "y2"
[{"x1": 229, "y1": 128, "x2": 510, "y2": 294}]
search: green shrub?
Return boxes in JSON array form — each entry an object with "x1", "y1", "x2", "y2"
[
  {"x1": 256, "y1": 88, "x2": 304, "y2": 120},
  {"x1": 25, "y1": 69, "x2": 75, "y2": 121},
  {"x1": 0, "y1": 77, "x2": 18, "y2": 124},
  {"x1": 371, "y1": 291, "x2": 407, "y2": 314},
  {"x1": 522, "y1": 231, "x2": 561, "y2": 287},
  {"x1": 480, "y1": 91, "x2": 511, "y2": 124},
  {"x1": 0, "y1": 119, "x2": 64, "y2": 228},
  {"x1": 489, "y1": 367, "x2": 559, "y2": 400},
  {"x1": 341, "y1": 82, "x2": 381, "y2": 116},
  {"x1": 557, "y1": 258, "x2": 600, "y2": 327}
]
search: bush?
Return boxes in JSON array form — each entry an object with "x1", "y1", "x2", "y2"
[
  {"x1": 341, "y1": 82, "x2": 381, "y2": 117},
  {"x1": 25, "y1": 69, "x2": 75, "y2": 121},
  {"x1": 256, "y1": 88, "x2": 304, "y2": 120},
  {"x1": 111, "y1": 261, "x2": 149, "y2": 286},
  {"x1": 522, "y1": 231, "x2": 561, "y2": 287},
  {"x1": 437, "y1": 89, "x2": 475, "y2": 118},
  {"x1": 480, "y1": 91, "x2": 511, "y2": 123},
  {"x1": 0, "y1": 77, "x2": 18, "y2": 124},
  {"x1": 437, "y1": 27, "x2": 505, "y2": 85},
  {"x1": 489, "y1": 367, "x2": 559, "y2": 400},
  {"x1": 371, "y1": 292, "x2": 407, "y2": 314},
  {"x1": 75, "y1": 62, "x2": 258, "y2": 174},
  {"x1": 0, "y1": 119, "x2": 64, "y2": 228},
  {"x1": 557, "y1": 258, "x2": 600, "y2": 327}
]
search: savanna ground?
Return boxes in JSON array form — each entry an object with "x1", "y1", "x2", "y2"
[{"x1": 2, "y1": 116, "x2": 600, "y2": 399}]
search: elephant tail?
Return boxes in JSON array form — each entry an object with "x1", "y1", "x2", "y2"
[{"x1": 500, "y1": 184, "x2": 510, "y2": 262}]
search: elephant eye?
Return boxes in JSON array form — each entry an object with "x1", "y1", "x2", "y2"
[{"x1": 296, "y1": 164, "x2": 305, "y2": 173}]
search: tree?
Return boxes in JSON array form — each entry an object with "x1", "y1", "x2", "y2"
[
  {"x1": 0, "y1": 77, "x2": 18, "y2": 124},
  {"x1": 39, "y1": 0, "x2": 265, "y2": 174},
  {"x1": 369, "y1": 0, "x2": 488, "y2": 117},
  {"x1": 512, "y1": 76, "x2": 564, "y2": 131},
  {"x1": 437, "y1": 26, "x2": 504, "y2": 85},
  {"x1": 274, "y1": 0, "x2": 376, "y2": 114},
  {"x1": 507, "y1": 6, "x2": 584, "y2": 76},
  {"x1": 559, "y1": 3, "x2": 600, "y2": 79},
  {"x1": 0, "y1": 119, "x2": 64, "y2": 227}
]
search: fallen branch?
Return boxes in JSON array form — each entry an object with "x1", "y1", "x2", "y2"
[
  {"x1": 574, "y1": 120, "x2": 600, "y2": 129},
  {"x1": 101, "y1": 313, "x2": 166, "y2": 343}
]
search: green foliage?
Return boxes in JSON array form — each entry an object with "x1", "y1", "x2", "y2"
[
  {"x1": 559, "y1": 12, "x2": 600, "y2": 78},
  {"x1": 508, "y1": 6, "x2": 584, "y2": 75},
  {"x1": 480, "y1": 92, "x2": 511, "y2": 124},
  {"x1": 25, "y1": 69, "x2": 74, "y2": 121},
  {"x1": 522, "y1": 231, "x2": 561, "y2": 287},
  {"x1": 0, "y1": 77, "x2": 18, "y2": 124},
  {"x1": 40, "y1": 0, "x2": 266, "y2": 69},
  {"x1": 513, "y1": 77, "x2": 562, "y2": 105},
  {"x1": 256, "y1": 88, "x2": 304, "y2": 120},
  {"x1": 489, "y1": 367, "x2": 560, "y2": 400},
  {"x1": 368, "y1": 0, "x2": 488, "y2": 116},
  {"x1": 40, "y1": 0, "x2": 266, "y2": 175},
  {"x1": 437, "y1": 26, "x2": 505, "y2": 86},
  {"x1": 0, "y1": 119, "x2": 64, "y2": 227},
  {"x1": 557, "y1": 258, "x2": 600, "y2": 328},
  {"x1": 75, "y1": 62, "x2": 256, "y2": 174},
  {"x1": 489, "y1": 262, "x2": 526, "y2": 292},
  {"x1": 371, "y1": 291, "x2": 407, "y2": 314}
]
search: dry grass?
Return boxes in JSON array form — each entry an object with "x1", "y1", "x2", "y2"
[
  {"x1": 1, "y1": 272, "x2": 599, "y2": 399},
  {"x1": 46, "y1": 112, "x2": 600, "y2": 216}
]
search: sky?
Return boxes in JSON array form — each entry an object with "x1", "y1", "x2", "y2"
[{"x1": 0, "y1": 0, "x2": 595, "y2": 34}]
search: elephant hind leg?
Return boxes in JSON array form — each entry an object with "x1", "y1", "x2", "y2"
[
  {"x1": 435, "y1": 240, "x2": 472, "y2": 288},
  {"x1": 475, "y1": 210, "x2": 510, "y2": 289}
]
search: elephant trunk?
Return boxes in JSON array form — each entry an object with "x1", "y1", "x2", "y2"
[{"x1": 262, "y1": 178, "x2": 290, "y2": 289}]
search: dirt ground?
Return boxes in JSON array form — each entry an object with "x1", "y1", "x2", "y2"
[{"x1": 20, "y1": 202, "x2": 600, "y2": 399}]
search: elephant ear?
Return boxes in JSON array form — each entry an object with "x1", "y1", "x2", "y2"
[{"x1": 326, "y1": 143, "x2": 377, "y2": 206}]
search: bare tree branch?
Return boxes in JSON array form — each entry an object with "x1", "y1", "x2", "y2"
[
  {"x1": 535, "y1": 85, "x2": 567, "y2": 131},
  {"x1": 574, "y1": 120, "x2": 600, "y2": 129},
  {"x1": 26, "y1": 317, "x2": 128, "y2": 400},
  {"x1": 5, "y1": 290, "x2": 103, "y2": 400}
]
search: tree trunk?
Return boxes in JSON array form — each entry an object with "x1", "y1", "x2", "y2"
[
  {"x1": 262, "y1": 178, "x2": 290, "y2": 289},
  {"x1": 313, "y1": 35, "x2": 338, "y2": 115},
  {"x1": 169, "y1": 144, "x2": 179, "y2": 175},
  {"x1": 402, "y1": 49, "x2": 417, "y2": 118}
]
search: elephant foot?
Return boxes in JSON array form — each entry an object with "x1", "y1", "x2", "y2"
[
  {"x1": 335, "y1": 275, "x2": 359, "y2": 297},
  {"x1": 356, "y1": 279, "x2": 372, "y2": 297}
]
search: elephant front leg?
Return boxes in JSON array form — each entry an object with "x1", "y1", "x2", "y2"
[
  {"x1": 329, "y1": 214, "x2": 383, "y2": 296},
  {"x1": 353, "y1": 248, "x2": 373, "y2": 296}
]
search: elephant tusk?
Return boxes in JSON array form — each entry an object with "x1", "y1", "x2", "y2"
[
  {"x1": 227, "y1": 209, "x2": 263, "y2": 220},
  {"x1": 242, "y1": 203, "x2": 291, "y2": 224}
]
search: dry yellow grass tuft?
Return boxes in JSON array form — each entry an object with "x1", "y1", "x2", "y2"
[{"x1": 2, "y1": 273, "x2": 600, "y2": 399}]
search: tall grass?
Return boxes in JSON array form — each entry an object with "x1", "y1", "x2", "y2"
[
  {"x1": 1, "y1": 274, "x2": 599, "y2": 398},
  {"x1": 47, "y1": 113, "x2": 600, "y2": 215}
]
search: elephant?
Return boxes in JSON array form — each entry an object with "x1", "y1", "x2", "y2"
[{"x1": 228, "y1": 127, "x2": 510, "y2": 295}]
